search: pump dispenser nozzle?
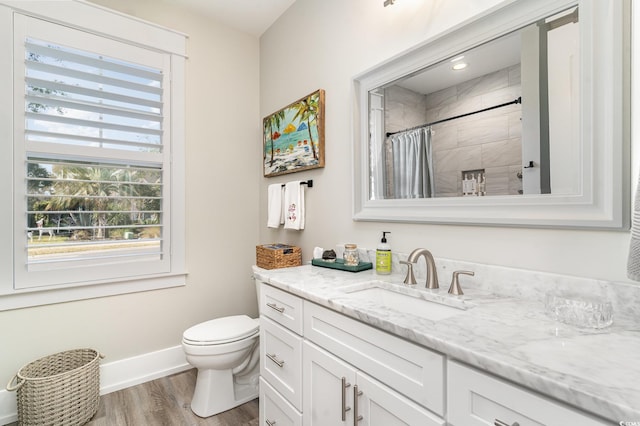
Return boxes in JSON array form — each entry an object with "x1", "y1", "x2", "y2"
[{"x1": 381, "y1": 231, "x2": 390, "y2": 243}]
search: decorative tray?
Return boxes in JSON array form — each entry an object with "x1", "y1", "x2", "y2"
[{"x1": 311, "y1": 258, "x2": 373, "y2": 272}]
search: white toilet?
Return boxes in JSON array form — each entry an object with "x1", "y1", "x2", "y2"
[{"x1": 182, "y1": 314, "x2": 260, "y2": 417}]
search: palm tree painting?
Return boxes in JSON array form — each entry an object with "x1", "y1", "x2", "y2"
[{"x1": 263, "y1": 89, "x2": 325, "y2": 177}]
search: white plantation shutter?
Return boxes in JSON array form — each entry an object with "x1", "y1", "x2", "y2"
[
  {"x1": 24, "y1": 38, "x2": 164, "y2": 154},
  {"x1": 13, "y1": 14, "x2": 175, "y2": 289}
]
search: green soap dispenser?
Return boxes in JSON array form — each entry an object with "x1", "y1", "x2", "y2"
[{"x1": 376, "y1": 231, "x2": 392, "y2": 275}]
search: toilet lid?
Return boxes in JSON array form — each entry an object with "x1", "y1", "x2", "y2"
[{"x1": 183, "y1": 315, "x2": 259, "y2": 345}]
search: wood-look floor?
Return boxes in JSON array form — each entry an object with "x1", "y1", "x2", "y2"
[
  {"x1": 8, "y1": 369, "x2": 259, "y2": 426},
  {"x1": 89, "y1": 369, "x2": 258, "y2": 426}
]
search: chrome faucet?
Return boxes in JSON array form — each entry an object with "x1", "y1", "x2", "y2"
[{"x1": 403, "y1": 248, "x2": 439, "y2": 289}]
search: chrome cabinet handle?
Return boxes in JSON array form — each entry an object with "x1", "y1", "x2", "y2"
[
  {"x1": 265, "y1": 420, "x2": 276, "y2": 426},
  {"x1": 354, "y1": 385, "x2": 363, "y2": 422},
  {"x1": 341, "y1": 377, "x2": 351, "y2": 421},
  {"x1": 266, "y1": 302, "x2": 285, "y2": 313},
  {"x1": 266, "y1": 353, "x2": 285, "y2": 368},
  {"x1": 495, "y1": 420, "x2": 519, "y2": 426}
]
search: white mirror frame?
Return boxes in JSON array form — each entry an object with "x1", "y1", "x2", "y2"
[{"x1": 352, "y1": 0, "x2": 629, "y2": 229}]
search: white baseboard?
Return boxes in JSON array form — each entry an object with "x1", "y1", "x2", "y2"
[
  {"x1": 0, "y1": 387, "x2": 16, "y2": 426},
  {"x1": 98, "y1": 345, "x2": 190, "y2": 395},
  {"x1": 0, "y1": 345, "x2": 190, "y2": 425}
]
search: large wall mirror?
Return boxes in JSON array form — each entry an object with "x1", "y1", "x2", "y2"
[{"x1": 352, "y1": 0, "x2": 629, "y2": 228}]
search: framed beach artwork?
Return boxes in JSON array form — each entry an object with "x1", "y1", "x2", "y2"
[{"x1": 263, "y1": 89, "x2": 325, "y2": 177}]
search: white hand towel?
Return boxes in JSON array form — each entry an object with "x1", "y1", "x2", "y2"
[
  {"x1": 284, "y1": 181, "x2": 305, "y2": 230},
  {"x1": 267, "y1": 184, "x2": 284, "y2": 228}
]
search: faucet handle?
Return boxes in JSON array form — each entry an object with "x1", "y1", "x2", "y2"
[
  {"x1": 400, "y1": 260, "x2": 416, "y2": 286},
  {"x1": 448, "y1": 270, "x2": 474, "y2": 296}
]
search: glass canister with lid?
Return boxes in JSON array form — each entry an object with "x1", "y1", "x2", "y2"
[{"x1": 343, "y1": 244, "x2": 359, "y2": 266}]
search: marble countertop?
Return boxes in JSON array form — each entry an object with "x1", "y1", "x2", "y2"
[{"x1": 253, "y1": 264, "x2": 640, "y2": 422}]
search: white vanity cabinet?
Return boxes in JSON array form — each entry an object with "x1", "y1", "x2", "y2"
[
  {"x1": 260, "y1": 377, "x2": 302, "y2": 426},
  {"x1": 303, "y1": 301, "x2": 445, "y2": 425},
  {"x1": 259, "y1": 284, "x2": 304, "y2": 426},
  {"x1": 447, "y1": 361, "x2": 609, "y2": 426},
  {"x1": 261, "y1": 317, "x2": 302, "y2": 409},
  {"x1": 303, "y1": 301, "x2": 445, "y2": 416},
  {"x1": 303, "y1": 340, "x2": 444, "y2": 425},
  {"x1": 259, "y1": 282, "x2": 445, "y2": 426},
  {"x1": 258, "y1": 281, "x2": 611, "y2": 426},
  {"x1": 261, "y1": 282, "x2": 303, "y2": 334}
]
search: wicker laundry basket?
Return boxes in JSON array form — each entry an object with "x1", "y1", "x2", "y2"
[{"x1": 7, "y1": 348, "x2": 103, "y2": 426}]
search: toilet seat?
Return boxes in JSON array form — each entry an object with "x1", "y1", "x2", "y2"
[{"x1": 183, "y1": 315, "x2": 259, "y2": 346}]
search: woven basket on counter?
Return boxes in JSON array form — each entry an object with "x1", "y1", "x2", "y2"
[
  {"x1": 256, "y1": 243, "x2": 302, "y2": 269},
  {"x1": 7, "y1": 348, "x2": 103, "y2": 426}
]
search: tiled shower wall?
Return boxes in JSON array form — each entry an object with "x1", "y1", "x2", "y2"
[{"x1": 385, "y1": 64, "x2": 523, "y2": 197}]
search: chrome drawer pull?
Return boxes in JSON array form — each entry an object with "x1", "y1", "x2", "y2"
[
  {"x1": 266, "y1": 353, "x2": 285, "y2": 368},
  {"x1": 495, "y1": 420, "x2": 519, "y2": 426},
  {"x1": 266, "y1": 302, "x2": 285, "y2": 313},
  {"x1": 354, "y1": 385, "x2": 363, "y2": 422},
  {"x1": 266, "y1": 419, "x2": 276, "y2": 426},
  {"x1": 341, "y1": 377, "x2": 351, "y2": 421}
]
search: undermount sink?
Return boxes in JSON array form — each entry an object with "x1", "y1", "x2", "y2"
[{"x1": 341, "y1": 283, "x2": 470, "y2": 321}]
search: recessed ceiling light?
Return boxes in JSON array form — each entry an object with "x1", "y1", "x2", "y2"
[
  {"x1": 450, "y1": 55, "x2": 465, "y2": 62},
  {"x1": 452, "y1": 62, "x2": 468, "y2": 70}
]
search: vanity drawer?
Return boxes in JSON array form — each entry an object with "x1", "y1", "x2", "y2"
[
  {"x1": 260, "y1": 316, "x2": 303, "y2": 411},
  {"x1": 303, "y1": 301, "x2": 445, "y2": 416},
  {"x1": 447, "y1": 360, "x2": 609, "y2": 426},
  {"x1": 260, "y1": 377, "x2": 302, "y2": 426},
  {"x1": 261, "y1": 283, "x2": 303, "y2": 335}
]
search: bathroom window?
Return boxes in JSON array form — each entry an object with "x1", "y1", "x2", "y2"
[{"x1": 0, "y1": 3, "x2": 186, "y2": 309}]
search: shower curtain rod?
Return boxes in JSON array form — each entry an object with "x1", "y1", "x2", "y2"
[{"x1": 386, "y1": 96, "x2": 522, "y2": 137}]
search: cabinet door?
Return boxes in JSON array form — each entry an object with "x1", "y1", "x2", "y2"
[
  {"x1": 260, "y1": 377, "x2": 302, "y2": 426},
  {"x1": 261, "y1": 283, "x2": 303, "y2": 334},
  {"x1": 304, "y1": 301, "x2": 444, "y2": 415},
  {"x1": 261, "y1": 316, "x2": 303, "y2": 410},
  {"x1": 303, "y1": 341, "x2": 356, "y2": 426},
  {"x1": 355, "y1": 372, "x2": 445, "y2": 426},
  {"x1": 448, "y1": 361, "x2": 610, "y2": 426}
]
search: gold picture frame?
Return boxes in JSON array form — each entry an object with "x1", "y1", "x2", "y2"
[{"x1": 263, "y1": 89, "x2": 325, "y2": 177}]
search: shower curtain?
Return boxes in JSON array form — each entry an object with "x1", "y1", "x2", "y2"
[{"x1": 390, "y1": 127, "x2": 435, "y2": 198}]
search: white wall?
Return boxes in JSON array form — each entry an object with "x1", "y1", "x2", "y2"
[
  {"x1": 0, "y1": 0, "x2": 260, "y2": 392},
  {"x1": 259, "y1": 0, "x2": 634, "y2": 284}
]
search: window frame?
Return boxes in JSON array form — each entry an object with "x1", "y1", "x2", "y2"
[{"x1": 0, "y1": 0, "x2": 187, "y2": 311}]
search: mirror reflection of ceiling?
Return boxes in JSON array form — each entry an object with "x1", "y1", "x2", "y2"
[
  {"x1": 394, "y1": 32, "x2": 521, "y2": 96},
  {"x1": 390, "y1": 6, "x2": 578, "y2": 96}
]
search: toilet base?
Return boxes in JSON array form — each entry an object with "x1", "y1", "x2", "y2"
[{"x1": 190, "y1": 368, "x2": 258, "y2": 417}]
